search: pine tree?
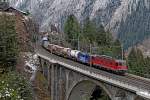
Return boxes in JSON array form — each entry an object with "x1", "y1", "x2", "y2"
[
  {"x1": 105, "y1": 31, "x2": 113, "y2": 46},
  {"x1": 144, "y1": 57, "x2": 150, "y2": 78},
  {"x1": 112, "y1": 39, "x2": 122, "y2": 59},
  {"x1": 94, "y1": 25, "x2": 113, "y2": 56},
  {"x1": 128, "y1": 47, "x2": 146, "y2": 76},
  {"x1": 64, "y1": 14, "x2": 81, "y2": 48},
  {"x1": 95, "y1": 25, "x2": 107, "y2": 46},
  {"x1": 128, "y1": 47, "x2": 138, "y2": 74},
  {"x1": 82, "y1": 17, "x2": 97, "y2": 43},
  {"x1": 0, "y1": 13, "x2": 18, "y2": 73}
]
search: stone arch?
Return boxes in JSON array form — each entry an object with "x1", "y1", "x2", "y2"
[{"x1": 67, "y1": 79, "x2": 112, "y2": 100}]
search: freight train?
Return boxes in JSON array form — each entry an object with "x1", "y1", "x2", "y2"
[{"x1": 41, "y1": 36, "x2": 128, "y2": 74}]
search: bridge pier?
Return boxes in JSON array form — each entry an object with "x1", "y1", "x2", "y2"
[
  {"x1": 58, "y1": 66, "x2": 62, "y2": 100},
  {"x1": 55, "y1": 65, "x2": 59, "y2": 100},
  {"x1": 58, "y1": 67, "x2": 62, "y2": 100},
  {"x1": 49, "y1": 63, "x2": 67, "y2": 100},
  {"x1": 51, "y1": 63, "x2": 55, "y2": 100},
  {"x1": 47, "y1": 65, "x2": 51, "y2": 90}
]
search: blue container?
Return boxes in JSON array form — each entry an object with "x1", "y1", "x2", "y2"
[{"x1": 77, "y1": 52, "x2": 90, "y2": 63}]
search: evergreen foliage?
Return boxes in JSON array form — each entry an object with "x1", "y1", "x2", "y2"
[
  {"x1": 112, "y1": 39, "x2": 122, "y2": 59},
  {"x1": 144, "y1": 57, "x2": 150, "y2": 77},
  {"x1": 82, "y1": 17, "x2": 97, "y2": 43},
  {"x1": 0, "y1": 71, "x2": 33, "y2": 100},
  {"x1": 64, "y1": 14, "x2": 81, "y2": 48},
  {"x1": 0, "y1": 13, "x2": 18, "y2": 73},
  {"x1": 0, "y1": 13, "x2": 34, "y2": 99},
  {"x1": 64, "y1": 14, "x2": 149, "y2": 78},
  {"x1": 95, "y1": 25, "x2": 109, "y2": 46},
  {"x1": 64, "y1": 15, "x2": 121, "y2": 58},
  {"x1": 82, "y1": 18, "x2": 112, "y2": 46},
  {"x1": 82, "y1": 18, "x2": 114, "y2": 55},
  {"x1": 128, "y1": 47, "x2": 150, "y2": 78}
]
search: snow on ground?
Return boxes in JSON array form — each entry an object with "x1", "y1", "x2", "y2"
[{"x1": 24, "y1": 52, "x2": 39, "y2": 81}]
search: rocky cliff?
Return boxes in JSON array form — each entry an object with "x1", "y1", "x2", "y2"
[{"x1": 9, "y1": 0, "x2": 150, "y2": 52}]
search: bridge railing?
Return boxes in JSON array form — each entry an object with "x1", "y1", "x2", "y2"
[{"x1": 37, "y1": 53, "x2": 150, "y2": 99}]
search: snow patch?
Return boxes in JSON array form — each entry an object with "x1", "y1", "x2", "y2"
[{"x1": 24, "y1": 53, "x2": 39, "y2": 82}]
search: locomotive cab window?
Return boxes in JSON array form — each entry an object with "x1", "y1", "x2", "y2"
[
  {"x1": 116, "y1": 63, "x2": 118, "y2": 66},
  {"x1": 116, "y1": 60, "x2": 126, "y2": 66},
  {"x1": 119, "y1": 62, "x2": 122, "y2": 66}
]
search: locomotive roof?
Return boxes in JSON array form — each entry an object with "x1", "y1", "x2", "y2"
[
  {"x1": 116, "y1": 59, "x2": 126, "y2": 63},
  {"x1": 92, "y1": 54, "x2": 113, "y2": 59},
  {"x1": 100, "y1": 55, "x2": 113, "y2": 58}
]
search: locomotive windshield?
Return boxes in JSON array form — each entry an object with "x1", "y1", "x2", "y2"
[{"x1": 116, "y1": 60, "x2": 126, "y2": 66}]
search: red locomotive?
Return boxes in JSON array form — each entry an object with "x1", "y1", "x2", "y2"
[{"x1": 91, "y1": 55, "x2": 127, "y2": 74}]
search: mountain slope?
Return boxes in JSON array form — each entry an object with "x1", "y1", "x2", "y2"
[{"x1": 9, "y1": 0, "x2": 150, "y2": 51}]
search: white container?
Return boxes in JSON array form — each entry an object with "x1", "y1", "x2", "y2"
[
  {"x1": 43, "y1": 41, "x2": 49, "y2": 48},
  {"x1": 42, "y1": 36, "x2": 48, "y2": 41},
  {"x1": 66, "y1": 48, "x2": 72, "y2": 56},
  {"x1": 70, "y1": 50, "x2": 80, "y2": 58}
]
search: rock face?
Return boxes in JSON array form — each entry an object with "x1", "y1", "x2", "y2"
[{"x1": 9, "y1": 0, "x2": 150, "y2": 49}]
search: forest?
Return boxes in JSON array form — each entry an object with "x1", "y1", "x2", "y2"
[
  {"x1": 0, "y1": 13, "x2": 33, "y2": 99},
  {"x1": 64, "y1": 14, "x2": 150, "y2": 78}
]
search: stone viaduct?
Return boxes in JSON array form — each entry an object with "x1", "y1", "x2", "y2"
[{"x1": 38, "y1": 54, "x2": 148, "y2": 100}]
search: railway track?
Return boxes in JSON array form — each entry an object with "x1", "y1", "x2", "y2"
[
  {"x1": 37, "y1": 47, "x2": 150, "y2": 93},
  {"x1": 124, "y1": 74, "x2": 150, "y2": 91}
]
